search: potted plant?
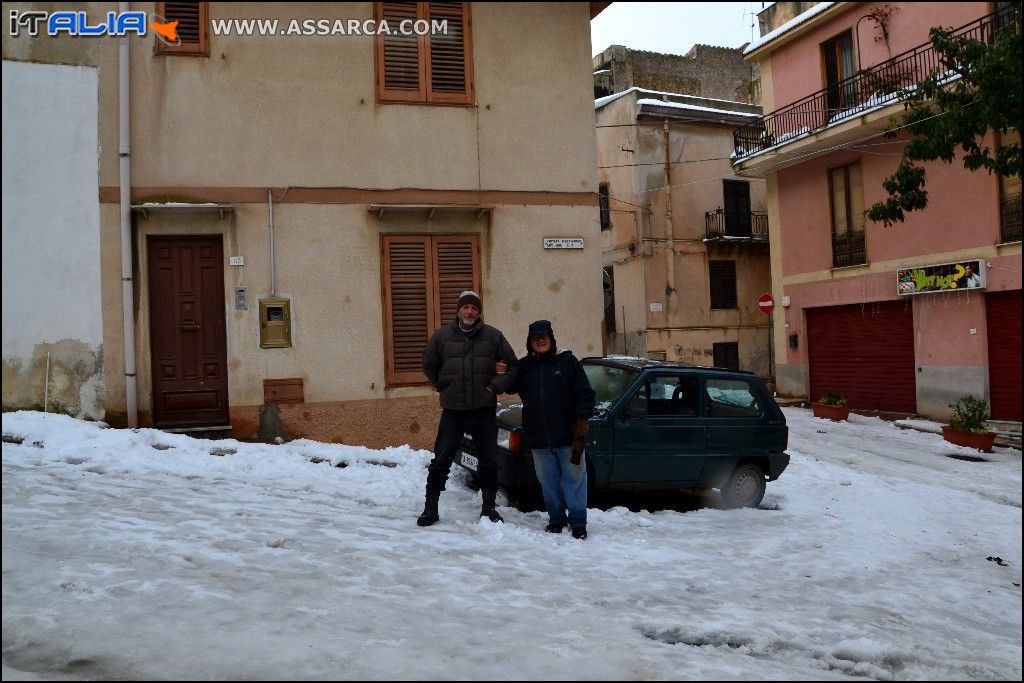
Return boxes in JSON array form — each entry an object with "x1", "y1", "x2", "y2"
[
  {"x1": 812, "y1": 391, "x2": 850, "y2": 421},
  {"x1": 942, "y1": 395, "x2": 996, "y2": 453}
]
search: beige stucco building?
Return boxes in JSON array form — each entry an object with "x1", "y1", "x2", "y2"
[
  {"x1": 595, "y1": 86, "x2": 773, "y2": 380},
  {"x1": 2, "y1": 2, "x2": 609, "y2": 448}
]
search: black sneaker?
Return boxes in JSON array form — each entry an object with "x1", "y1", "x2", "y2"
[
  {"x1": 544, "y1": 522, "x2": 565, "y2": 534},
  {"x1": 571, "y1": 527, "x2": 588, "y2": 540},
  {"x1": 481, "y1": 508, "x2": 504, "y2": 523}
]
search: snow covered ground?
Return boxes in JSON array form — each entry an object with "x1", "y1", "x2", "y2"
[{"x1": 2, "y1": 409, "x2": 1021, "y2": 680}]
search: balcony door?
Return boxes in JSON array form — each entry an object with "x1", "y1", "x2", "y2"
[
  {"x1": 822, "y1": 31, "x2": 856, "y2": 116},
  {"x1": 723, "y1": 180, "x2": 752, "y2": 237}
]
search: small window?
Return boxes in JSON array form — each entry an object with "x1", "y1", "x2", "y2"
[
  {"x1": 599, "y1": 183, "x2": 612, "y2": 231},
  {"x1": 704, "y1": 378, "x2": 762, "y2": 418},
  {"x1": 154, "y1": 2, "x2": 209, "y2": 57},
  {"x1": 709, "y1": 260, "x2": 738, "y2": 310},
  {"x1": 713, "y1": 342, "x2": 740, "y2": 371}
]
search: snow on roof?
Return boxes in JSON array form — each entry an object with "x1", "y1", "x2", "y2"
[
  {"x1": 743, "y1": 2, "x2": 836, "y2": 55},
  {"x1": 596, "y1": 86, "x2": 757, "y2": 111},
  {"x1": 636, "y1": 98, "x2": 760, "y2": 118}
]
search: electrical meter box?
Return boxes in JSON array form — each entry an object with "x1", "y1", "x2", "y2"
[{"x1": 259, "y1": 298, "x2": 292, "y2": 348}]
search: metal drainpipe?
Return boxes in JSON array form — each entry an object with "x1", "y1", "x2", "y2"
[
  {"x1": 269, "y1": 189, "x2": 276, "y2": 297},
  {"x1": 119, "y1": 2, "x2": 138, "y2": 428},
  {"x1": 663, "y1": 120, "x2": 675, "y2": 311}
]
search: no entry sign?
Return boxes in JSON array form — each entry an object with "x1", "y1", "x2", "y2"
[{"x1": 758, "y1": 293, "x2": 774, "y2": 314}]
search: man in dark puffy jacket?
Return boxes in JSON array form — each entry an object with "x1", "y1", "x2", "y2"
[
  {"x1": 417, "y1": 290, "x2": 518, "y2": 527},
  {"x1": 510, "y1": 320, "x2": 595, "y2": 539}
]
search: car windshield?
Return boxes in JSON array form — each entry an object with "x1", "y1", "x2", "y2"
[{"x1": 583, "y1": 363, "x2": 638, "y2": 413}]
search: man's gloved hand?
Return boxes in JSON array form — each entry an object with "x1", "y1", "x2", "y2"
[{"x1": 571, "y1": 416, "x2": 589, "y2": 465}]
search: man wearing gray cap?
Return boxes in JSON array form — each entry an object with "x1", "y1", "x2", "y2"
[{"x1": 418, "y1": 290, "x2": 518, "y2": 526}]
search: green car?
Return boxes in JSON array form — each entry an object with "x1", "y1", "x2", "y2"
[{"x1": 457, "y1": 357, "x2": 790, "y2": 509}]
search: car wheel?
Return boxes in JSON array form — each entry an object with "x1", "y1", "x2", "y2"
[{"x1": 721, "y1": 462, "x2": 766, "y2": 509}]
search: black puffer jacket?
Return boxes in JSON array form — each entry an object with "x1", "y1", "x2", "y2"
[
  {"x1": 512, "y1": 340, "x2": 595, "y2": 450},
  {"x1": 422, "y1": 318, "x2": 518, "y2": 411}
]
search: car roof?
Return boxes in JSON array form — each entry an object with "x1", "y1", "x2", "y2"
[{"x1": 581, "y1": 356, "x2": 760, "y2": 378}]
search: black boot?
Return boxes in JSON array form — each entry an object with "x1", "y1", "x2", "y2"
[
  {"x1": 417, "y1": 487, "x2": 441, "y2": 527},
  {"x1": 480, "y1": 488, "x2": 503, "y2": 523}
]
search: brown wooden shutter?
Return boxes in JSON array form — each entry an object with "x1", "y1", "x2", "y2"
[
  {"x1": 382, "y1": 235, "x2": 480, "y2": 387},
  {"x1": 382, "y1": 237, "x2": 434, "y2": 385},
  {"x1": 155, "y1": 2, "x2": 208, "y2": 56},
  {"x1": 377, "y1": 2, "x2": 426, "y2": 102},
  {"x1": 433, "y1": 235, "x2": 479, "y2": 324},
  {"x1": 426, "y1": 2, "x2": 473, "y2": 104},
  {"x1": 375, "y1": 2, "x2": 472, "y2": 104}
]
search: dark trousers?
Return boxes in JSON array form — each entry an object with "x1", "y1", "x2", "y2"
[{"x1": 427, "y1": 407, "x2": 498, "y2": 493}]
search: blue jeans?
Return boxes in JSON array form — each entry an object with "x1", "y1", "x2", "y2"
[{"x1": 532, "y1": 446, "x2": 587, "y2": 530}]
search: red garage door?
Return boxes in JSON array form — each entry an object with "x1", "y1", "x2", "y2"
[
  {"x1": 986, "y1": 290, "x2": 1022, "y2": 421},
  {"x1": 806, "y1": 301, "x2": 917, "y2": 414}
]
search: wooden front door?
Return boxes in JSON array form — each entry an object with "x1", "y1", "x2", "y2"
[{"x1": 147, "y1": 235, "x2": 230, "y2": 428}]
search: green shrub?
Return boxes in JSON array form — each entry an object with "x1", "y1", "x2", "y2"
[
  {"x1": 818, "y1": 391, "x2": 847, "y2": 407},
  {"x1": 948, "y1": 395, "x2": 989, "y2": 433}
]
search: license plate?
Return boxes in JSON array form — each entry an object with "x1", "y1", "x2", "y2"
[{"x1": 460, "y1": 452, "x2": 478, "y2": 470}]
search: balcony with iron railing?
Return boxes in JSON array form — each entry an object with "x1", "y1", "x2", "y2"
[
  {"x1": 732, "y1": 6, "x2": 1016, "y2": 164},
  {"x1": 832, "y1": 231, "x2": 867, "y2": 268},
  {"x1": 705, "y1": 210, "x2": 769, "y2": 242}
]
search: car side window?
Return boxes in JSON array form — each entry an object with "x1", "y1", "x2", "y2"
[
  {"x1": 644, "y1": 375, "x2": 700, "y2": 418},
  {"x1": 704, "y1": 378, "x2": 762, "y2": 418}
]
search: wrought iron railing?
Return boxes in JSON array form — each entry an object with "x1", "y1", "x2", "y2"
[
  {"x1": 833, "y1": 231, "x2": 866, "y2": 268},
  {"x1": 733, "y1": 6, "x2": 1017, "y2": 160},
  {"x1": 1001, "y1": 192, "x2": 1022, "y2": 243},
  {"x1": 705, "y1": 210, "x2": 769, "y2": 240}
]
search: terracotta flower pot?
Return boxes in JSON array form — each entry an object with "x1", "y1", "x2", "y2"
[
  {"x1": 941, "y1": 426, "x2": 996, "y2": 453},
  {"x1": 812, "y1": 403, "x2": 850, "y2": 421}
]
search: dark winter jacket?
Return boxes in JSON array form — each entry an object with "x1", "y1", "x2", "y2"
[
  {"x1": 511, "y1": 341, "x2": 596, "y2": 450},
  {"x1": 422, "y1": 317, "x2": 518, "y2": 411}
]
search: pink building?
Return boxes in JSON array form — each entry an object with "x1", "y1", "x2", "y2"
[{"x1": 733, "y1": 2, "x2": 1021, "y2": 422}]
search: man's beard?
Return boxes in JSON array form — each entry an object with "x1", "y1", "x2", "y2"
[{"x1": 459, "y1": 314, "x2": 479, "y2": 327}]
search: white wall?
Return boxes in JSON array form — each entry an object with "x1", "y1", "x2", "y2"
[{"x1": 2, "y1": 60, "x2": 103, "y2": 415}]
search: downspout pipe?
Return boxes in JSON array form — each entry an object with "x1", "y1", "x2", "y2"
[
  {"x1": 662, "y1": 120, "x2": 676, "y2": 309},
  {"x1": 269, "y1": 189, "x2": 276, "y2": 297},
  {"x1": 119, "y1": 1, "x2": 137, "y2": 427}
]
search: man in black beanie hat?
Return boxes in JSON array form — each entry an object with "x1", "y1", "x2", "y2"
[{"x1": 418, "y1": 290, "x2": 518, "y2": 526}]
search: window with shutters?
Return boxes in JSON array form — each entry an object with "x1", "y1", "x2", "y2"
[
  {"x1": 375, "y1": 2, "x2": 474, "y2": 105},
  {"x1": 709, "y1": 260, "x2": 738, "y2": 310},
  {"x1": 829, "y1": 162, "x2": 867, "y2": 267},
  {"x1": 722, "y1": 179, "x2": 752, "y2": 237},
  {"x1": 712, "y1": 342, "x2": 740, "y2": 371},
  {"x1": 381, "y1": 234, "x2": 480, "y2": 386},
  {"x1": 154, "y1": 2, "x2": 209, "y2": 57},
  {"x1": 599, "y1": 183, "x2": 612, "y2": 231}
]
